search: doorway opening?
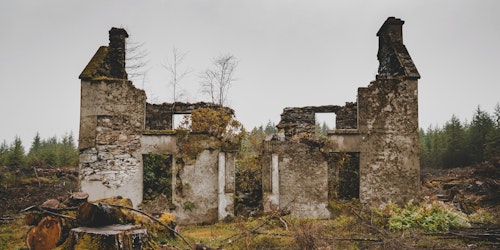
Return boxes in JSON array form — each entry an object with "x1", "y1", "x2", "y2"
[
  {"x1": 327, "y1": 152, "x2": 360, "y2": 200},
  {"x1": 142, "y1": 154, "x2": 173, "y2": 205}
]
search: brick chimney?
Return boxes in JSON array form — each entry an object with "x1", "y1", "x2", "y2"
[
  {"x1": 108, "y1": 27, "x2": 129, "y2": 79},
  {"x1": 376, "y1": 16, "x2": 404, "y2": 43}
]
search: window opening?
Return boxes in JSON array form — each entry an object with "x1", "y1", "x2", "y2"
[
  {"x1": 173, "y1": 114, "x2": 191, "y2": 130},
  {"x1": 315, "y1": 112, "x2": 336, "y2": 137}
]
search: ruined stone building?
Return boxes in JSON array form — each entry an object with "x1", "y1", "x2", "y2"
[
  {"x1": 78, "y1": 28, "x2": 236, "y2": 224},
  {"x1": 262, "y1": 17, "x2": 420, "y2": 218},
  {"x1": 78, "y1": 17, "x2": 420, "y2": 223}
]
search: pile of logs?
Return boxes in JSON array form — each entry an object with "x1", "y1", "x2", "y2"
[{"x1": 23, "y1": 192, "x2": 181, "y2": 250}]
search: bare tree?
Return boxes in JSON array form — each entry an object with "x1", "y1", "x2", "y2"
[
  {"x1": 126, "y1": 41, "x2": 150, "y2": 86},
  {"x1": 163, "y1": 47, "x2": 191, "y2": 102},
  {"x1": 200, "y1": 54, "x2": 238, "y2": 106}
]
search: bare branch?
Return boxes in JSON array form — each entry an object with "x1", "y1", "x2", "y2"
[
  {"x1": 126, "y1": 41, "x2": 150, "y2": 83},
  {"x1": 163, "y1": 47, "x2": 192, "y2": 102},
  {"x1": 199, "y1": 54, "x2": 238, "y2": 106}
]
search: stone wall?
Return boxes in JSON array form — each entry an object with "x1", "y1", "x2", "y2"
[
  {"x1": 335, "y1": 102, "x2": 357, "y2": 129},
  {"x1": 145, "y1": 102, "x2": 232, "y2": 131},
  {"x1": 78, "y1": 79, "x2": 146, "y2": 207},
  {"x1": 141, "y1": 133, "x2": 236, "y2": 224},
  {"x1": 145, "y1": 103, "x2": 173, "y2": 130},
  {"x1": 262, "y1": 142, "x2": 331, "y2": 218},
  {"x1": 263, "y1": 17, "x2": 420, "y2": 214},
  {"x1": 357, "y1": 79, "x2": 420, "y2": 206},
  {"x1": 79, "y1": 27, "x2": 236, "y2": 223},
  {"x1": 277, "y1": 105, "x2": 351, "y2": 138}
]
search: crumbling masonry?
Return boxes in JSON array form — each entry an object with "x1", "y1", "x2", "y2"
[
  {"x1": 78, "y1": 17, "x2": 420, "y2": 223},
  {"x1": 262, "y1": 17, "x2": 420, "y2": 218},
  {"x1": 78, "y1": 28, "x2": 236, "y2": 224}
]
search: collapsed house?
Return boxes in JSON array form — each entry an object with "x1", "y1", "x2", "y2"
[
  {"x1": 262, "y1": 17, "x2": 420, "y2": 218},
  {"x1": 78, "y1": 28, "x2": 237, "y2": 224},
  {"x1": 77, "y1": 16, "x2": 420, "y2": 223}
]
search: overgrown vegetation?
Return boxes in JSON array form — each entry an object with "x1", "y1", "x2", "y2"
[
  {"x1": 143, "y1": 154, "x2": 172, "y2": 202},
  {"x1": 377, "y1": 200, "x2": 470, "y2": 232}
]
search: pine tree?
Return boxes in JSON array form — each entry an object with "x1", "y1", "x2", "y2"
[
  {"x1": 6, "y1": 136, "x2": 25, "y2": 168},
  {"x1": 0, "y1": 140, "x2": 8, "y2": 166},
  {"x1": 40, "y1": 136, "x2": 59, "y2": 167},
  {"x1": 443, "y1": 115, "x2": 467, "y2": 167},
  {"x1": 27, "y1": 132, "x2": 43, "y2": 166},
  {"x1": 467, "y1": 106, "x2": 494, "y2": 163},
  {"x1": 59, "y1": 132, "x2": 78, "y2": 167},
  {"x1": 485, "y1": 103, "x2": 500, "y2": 159},
  {"x1": 264, "y1": 121, "x2": 277, "y2": 135}
]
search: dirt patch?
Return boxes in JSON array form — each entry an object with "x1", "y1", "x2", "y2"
[
  {"x1": 0, "y1": 167, "x2": 78, "y2": 216},
  {"x1": 421, "y1": 160, "x2": 500, "y2": 216}
]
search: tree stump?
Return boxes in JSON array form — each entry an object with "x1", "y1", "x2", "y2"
[
  {"x1": 67, "y1": 192, "x2": 89, "y2": 207},
  {"x1": 60, "y1": 224, "x2": 154, "y2": 250}
]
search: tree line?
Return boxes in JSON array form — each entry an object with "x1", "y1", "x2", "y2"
[
  {"x1": 1, "y1": 104, "x2": 499, "y2": 171},
  {"x1": 420, "y1": 104, "x2": 500, "y2": 168},
  {"x1": 0, "y1": 132, "x2": 78, "y2": 170}
]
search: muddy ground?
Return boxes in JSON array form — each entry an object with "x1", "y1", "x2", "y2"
[{"x1": 0, "y1": 167, "x2": 78, "y2": 218}]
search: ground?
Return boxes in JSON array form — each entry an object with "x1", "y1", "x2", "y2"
[{"x1": 0, "y1": 163, "x2": 499, "y2": 249}]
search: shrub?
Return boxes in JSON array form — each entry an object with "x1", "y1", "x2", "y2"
[{"x1": 378, "y1": 200, "x2": 470, "y2": 232}]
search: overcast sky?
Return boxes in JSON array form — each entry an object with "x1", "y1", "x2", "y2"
[{"x1": 1, "y1": 0, "x2": 499, "y2": 148}]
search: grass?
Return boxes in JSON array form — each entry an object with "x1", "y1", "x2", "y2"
[
  {"x1": 2, "y1": 199, "x2": 498, "y2": 250},
  {"x1": 0, "y1": 216, "x2": 29, "y2": 250}
]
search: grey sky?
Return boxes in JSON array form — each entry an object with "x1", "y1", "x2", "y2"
[{"x1": 1, "y1": 0, "x2": 499, "y2": 148}]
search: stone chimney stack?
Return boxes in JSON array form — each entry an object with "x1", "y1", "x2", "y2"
[
  {"x1": 108, "y1": 27, "x2": 129, "y2": 79},
  {"x1": 376, "y1": 16, "x2": 404, "y2": 43}
]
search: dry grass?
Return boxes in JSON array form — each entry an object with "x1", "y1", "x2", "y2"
[
  {"x1": 2, "y1": 199, "x2": 498, "y2": 250},
  {"x1": 0, "y1": 216, "x2": 29, "y2": 250}
]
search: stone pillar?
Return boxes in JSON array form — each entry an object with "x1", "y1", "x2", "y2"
[
  {"x1": 218, "y1": 152, "x2": 235, "y2": 220},
  {"x1": 264, "y1": 154, "x2": 280, "y2": 211}
]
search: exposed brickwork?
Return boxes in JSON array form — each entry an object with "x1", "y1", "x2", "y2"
[
  {"x1": 80, "y1": 115, "x2": 141, "y2": 189},
  {"x1": 108, "y1": 28, "x2": 129, "y2": 79},
  {"x1": 145, "y1": 103, "x2": 173, "y2": 130},
  {"x1": 336, "y1": 102, "x2": 357, "y2": 129},
  {"x1": 145, "y1": 102, "x2": 232, "y2": 131},
  {"x1": 276, "y1": 105, "x2": 342, "y2": 138},
  {"x1": 79, "y1": 27, "x2": 129, "y2": 80}
]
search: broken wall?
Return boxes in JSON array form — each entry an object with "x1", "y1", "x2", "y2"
[
  {"x1": 276, "y1": 104, "x2": 357, "y2": 138},
  {"x1": 263, "y1": 17, "x2": 421, "y2": 215},
  {"x1": 78, "y1": 79, "x2": 146, "y2": 207},
  {"x1": 141, "y1": 133, "x2": 236, "y2": 224},
  {"x1": 145, "y1": 102, "x2": 233, "y2": 131},
  {"x1": 78, "y1": 28, "x2": 236, "y2": 223},
  {"x1": 262, "y1": 142, "x2": 331, "y2": 218},
  {"x1": 357, "y1": 78, "x2": 420, "y2": 205}
]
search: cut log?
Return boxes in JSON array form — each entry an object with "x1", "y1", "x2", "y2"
[
  {"x1": 24, "y1": 213, "x2": 43, "y2": 226},
  {"x1": 25, "y1": 215, "x2": 79, "y2": 250},
  {"x1": 60, "y1": 224, "x2": 156, "y2": 250},
  {"x1": 26, "y1": 216, "x2": 62, "y2": 250},
  {"x1": 77, "y1": 202, "x2": 126, "y2": 227}
]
